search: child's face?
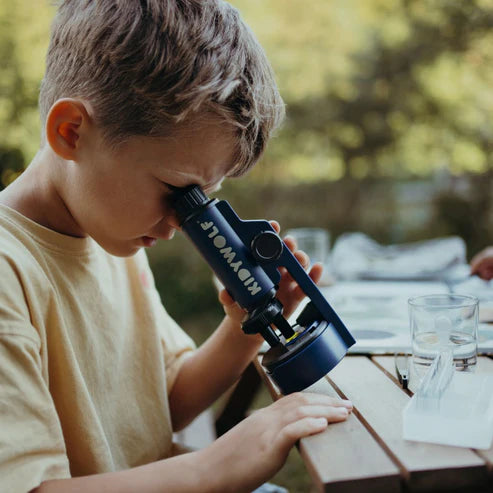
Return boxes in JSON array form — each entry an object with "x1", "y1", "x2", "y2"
[{"x1": 66, "y1": 119, "x2": 235, "y2": 257}]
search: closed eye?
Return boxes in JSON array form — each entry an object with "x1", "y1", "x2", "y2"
[
  {"x1": 160, "y1": 178, "x2": 223, "y2": 197},
  {"x1": 162, "y1": 182, "x2": 181, "y2": 192}
]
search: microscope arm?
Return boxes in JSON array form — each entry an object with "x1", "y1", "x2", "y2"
[{"x1": 215, "y1": 200, "x2": 353, "y2": 346}]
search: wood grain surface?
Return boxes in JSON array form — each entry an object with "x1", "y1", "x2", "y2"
[{"x1": 255, "y1": 355, "x2": 493, "y2": 492}]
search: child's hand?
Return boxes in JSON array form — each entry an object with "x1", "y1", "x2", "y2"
[
  {"x1": 470, "y1": 246, "x2": 493, "y2": 280},
  {"x1": 198, "y1": 392, "x2": 352, "y2": 493},
  {"x1": 218, "y1": 221, "x2": 323, "y2": 324}
]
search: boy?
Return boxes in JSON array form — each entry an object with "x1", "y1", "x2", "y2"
[{"x1": 0, "y1": 1, "x2": 352, "y2": 492}]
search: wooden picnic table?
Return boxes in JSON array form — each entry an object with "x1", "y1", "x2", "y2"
[{"x1": 254, "y1": 354, "x2": 493, "y2": 493}]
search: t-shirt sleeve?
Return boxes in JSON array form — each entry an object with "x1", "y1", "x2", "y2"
[
  {"x1": 0, "y1": 256, "x2": 70, "y2": 492},
  {"x1": 0, "y1": 334, "x2": 71, "y2": 492}
]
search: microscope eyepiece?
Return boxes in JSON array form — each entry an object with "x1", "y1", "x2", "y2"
[{"x1": 172, "y1": 184, "x2": 211, "y2": 225}]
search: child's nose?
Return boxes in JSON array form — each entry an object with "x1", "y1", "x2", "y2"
[
  {"x1": 153, "y1": 213, "x2": 181, "y2": 239},
  {"x1": 166, "y1": 213, "x2": 181, "y2": 231},
  {"x1": 155, "y1": 223, "x2": 176, "y2": 240}
]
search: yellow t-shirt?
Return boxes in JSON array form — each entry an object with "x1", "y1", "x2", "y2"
[{"x1": 0, "y1": 205, "x2": 195, "y2": 492}]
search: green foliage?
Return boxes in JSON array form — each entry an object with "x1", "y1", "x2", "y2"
[
  {"x1": 230, "y1": 0, "x2": 493, "y2": 182},
  {"x1": 1, "y1": 0, "x2": 492, "y2": 183},
  {"x1": 0, "y1": 147, "x2": 24, "y2": 190},
  {"x1": 2, "y1": 0, "x2": 493, "y2": 320},
  {"x1": 432, "y1": 171, "x2": 493, "y2": 256},
  {"x1": 0, "y1": 1, "x2": 53, "y2": 188}
]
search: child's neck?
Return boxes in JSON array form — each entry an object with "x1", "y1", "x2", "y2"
[{"x1": 0, "y1": 149, "x2": 86, "y2": 238}]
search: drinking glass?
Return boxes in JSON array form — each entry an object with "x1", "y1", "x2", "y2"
[
  {"x1": 285, "y1": 228, "x2": 330, "y2": 268},
  {"x1": 408, "y1": 294, "x2": 478, "y2": 378}
]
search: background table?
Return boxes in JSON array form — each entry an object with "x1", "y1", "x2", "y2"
[{"x1": 255, "y1": 355, "x2": 493, "y2": 493}]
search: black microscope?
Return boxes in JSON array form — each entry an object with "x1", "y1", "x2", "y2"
[{"x1": 172, "y1": 185, "x2": 355, "y2": 394}]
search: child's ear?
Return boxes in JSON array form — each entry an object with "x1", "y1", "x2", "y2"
[{"x1": 46, "y1": 99, "x2": 91, "y2": 160}]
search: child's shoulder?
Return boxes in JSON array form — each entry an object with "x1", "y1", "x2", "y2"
[
  {"x1": 0, "y1": 204, "x2": 42, "y2": 263},
  {"x1": 0, "y1": 205, "x2": 54, "y2": 292},
  {"x1": 0, "y1": 207, "x2": 50, "y2": 341},
  {"x1": 0, "y1": 203, "x2": 93, "y2": 259}
]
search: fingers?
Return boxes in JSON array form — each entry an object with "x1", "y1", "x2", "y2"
[
  {"x1": 218, "y1": 289, "x2": 249, "y2": 324},
  {"x1": 470, "y1": 247, "x2": 493, "y2": 277},
  {"x1": 276, "y1": 261, "x2": 323, "y2": 315},
  {"x1": 283, "y1": 236, "x2": 316, "y2": 273},
  {"x1": 273, "y1": 393, "x2": 353, "y2": 424},
  {"x1": 218, "y1": 289, "x2": 235, "y2": 306},
  {"x1": 290, "y1": 263, "x2": 323, "y2": 301},
  {"x1": 264, "y1": 224, "x2": 325, "y2": 316},
  {"x1": 278, "y1": 417, "x2": 328, "y2": 445},
  {"x1": 283, "y1": 235, "x2": 297, "y2": 252},
  {"x1": 269, "y1": 220, "x2": 281, "y2": 234},
  {"x1": 285, "y1": 404, "x2": 349, "y2": 424},
  {"x1": 278, "y1": 239, "x2": 309, "y2": 280},
  {"x1": 308, "y1": 262, "x2": 323, "y2": 284},
  {"x1": 293, "y1": 250, "x2": 310, "y2": 269},
  {"x1": 275, "y1": 392, "x2": 353, "y2": 412},
  {"x1": 475, "y1": 266, "x2": 493, "y2": 281},
  {"x1": 276, "y1": 250, "x2": 311, "y2": 290},
  {"x1": 471, "y1": 257, "x2": 493, "y2": 280},
  {"x1": 272, "y1": 393, "x2": 352, "y2": 448}
]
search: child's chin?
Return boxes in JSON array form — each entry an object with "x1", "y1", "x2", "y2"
[{"x1": 100, "y1": 240, "x2": 142, "y2": 258}]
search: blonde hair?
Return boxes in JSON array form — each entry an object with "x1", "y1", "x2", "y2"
[{"x1": 39, "y1": 0, "x2": 284, "y2": 175}]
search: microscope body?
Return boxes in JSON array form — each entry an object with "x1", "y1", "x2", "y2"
[{"x1": 172, "y1": 185, "x2": 355, "y2": 394}]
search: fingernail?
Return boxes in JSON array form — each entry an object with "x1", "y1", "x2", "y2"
[{"x1": 337, "y1": 407, "x2": 348, "y2": 416}]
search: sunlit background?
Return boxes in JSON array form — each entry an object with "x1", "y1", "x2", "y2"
[
  {"x1": 2, "y1": 0, "x2": 492, "y2": 320},
  {"x1": 1, "y1": 1, "x2": 492, "y2": 488}
]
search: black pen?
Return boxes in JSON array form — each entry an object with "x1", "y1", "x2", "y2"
[{"x1": 395, "y1": 353, "x2": 410, "y2": 390}]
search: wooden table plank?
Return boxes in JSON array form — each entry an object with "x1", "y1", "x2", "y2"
[
  {"x1": 328, "y1": 356, "x2": 489, "y2": 491},
  {"x1": 254, "y1": 358, "x2": 401, "y2": 493},
  {"x1": 373, "y1": 355, "x2": 493, "y2": 474}
]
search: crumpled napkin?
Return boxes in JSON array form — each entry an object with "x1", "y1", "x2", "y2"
[{"x1": 331, "y1": 233, "x2": 466, "y2": 280}]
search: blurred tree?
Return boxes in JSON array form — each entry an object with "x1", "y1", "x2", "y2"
[
  {"x1": 227, "y1": 0, "x2": 493, "y2": 257},
  {"x1": 1, "y1": 0, "x2": 492, "y2": 184},
  {"x1": 0, "y1": 1, "x2": 53, "y2": 188},
  {"x1": 432, "y1": 170, "x2": 493, "y2": 256},
  {"x1": 0, "y1": 147, "x2": 24, "y2": 191},
  {"x1": 230, "y1": 0, "x2": 493, "y2": 182}
]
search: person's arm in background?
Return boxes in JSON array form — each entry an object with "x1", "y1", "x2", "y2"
[{"x1": 470, "y1": 246, "x2": 493, "y2": 280}]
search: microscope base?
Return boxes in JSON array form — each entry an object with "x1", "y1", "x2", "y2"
[{"x1": 262, "y1": 321, "x2": 349, "y2": 394}]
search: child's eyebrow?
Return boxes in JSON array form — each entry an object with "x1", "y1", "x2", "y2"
[
  {"x1": 164, "y1": 180, "x2": 223, "y2": 195},
  {"x1": 206, "y1": 182, "x2": 223, "y2": 194}
]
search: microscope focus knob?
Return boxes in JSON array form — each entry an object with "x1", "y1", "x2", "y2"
[{"x1": 251, "y1": 231, "x2": 283, "y2": 263}]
